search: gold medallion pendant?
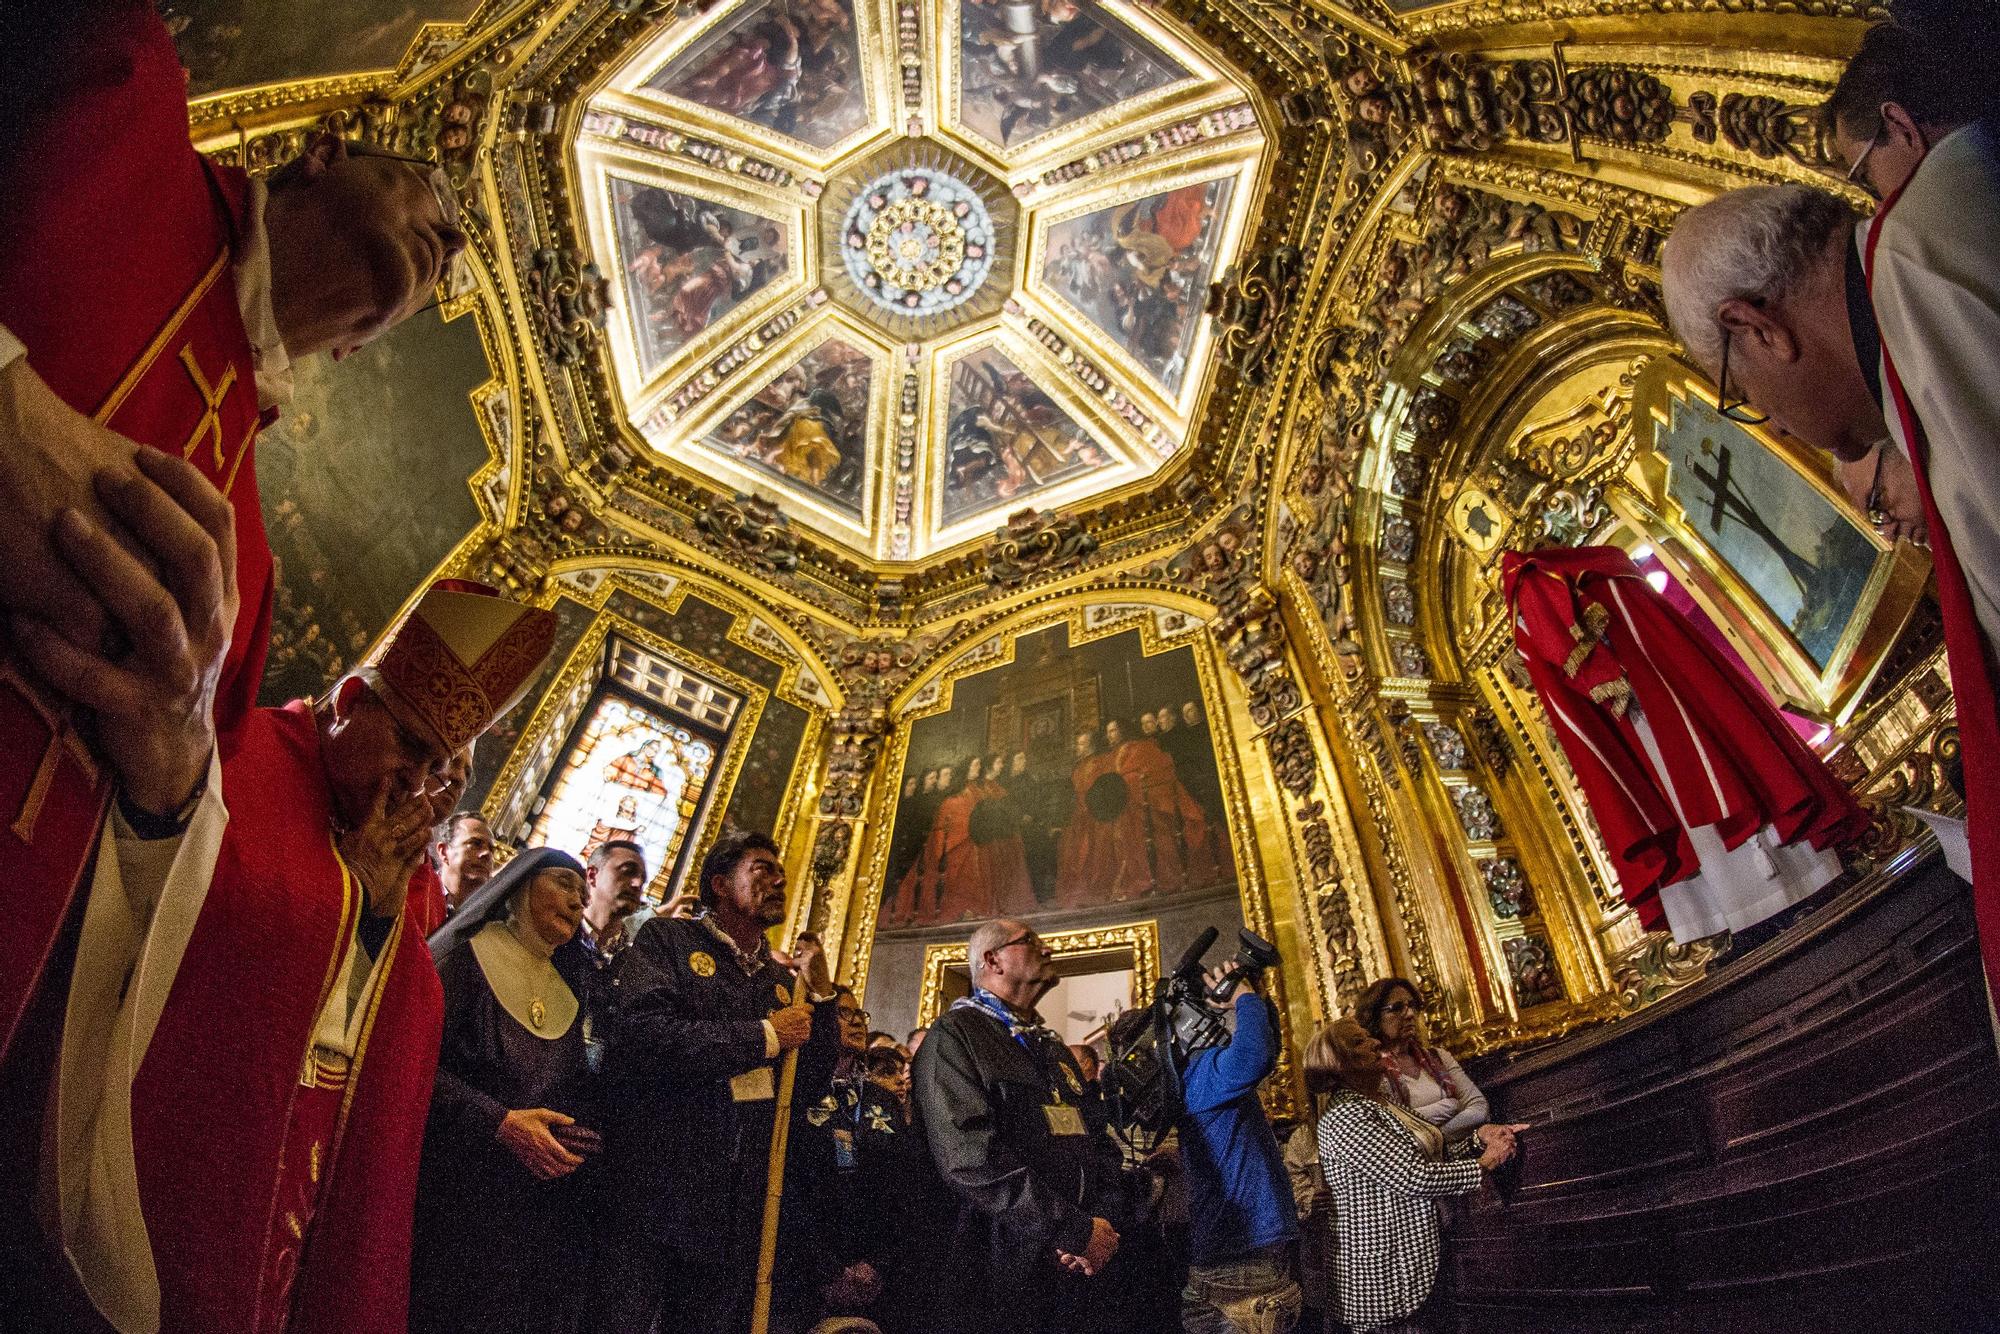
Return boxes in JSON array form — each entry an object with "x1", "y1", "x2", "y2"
[{"x1": 689, "y1": 950, "x2": 717, "y2": 978}]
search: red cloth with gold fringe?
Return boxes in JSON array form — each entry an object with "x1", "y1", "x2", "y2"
[{"x1": 1501, "y1": 546, "x2": 1865, "y2": 932}]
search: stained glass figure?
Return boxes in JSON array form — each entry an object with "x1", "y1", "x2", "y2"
[{"x1": 528, "y1": 694, "x2": 717, "y2": 886}]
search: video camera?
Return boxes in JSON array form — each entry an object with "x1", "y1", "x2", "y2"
[{"x1": 1103, "y1": 925, "x2": 1279, "y2": 1133}]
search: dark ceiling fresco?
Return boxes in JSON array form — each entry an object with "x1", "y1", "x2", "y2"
[
  {"x1": 162, "y1": 0, "x2": 479, "y2": 97},
  {"x1": 255, "y1": 308, "x2": 493, "y2": 706}
]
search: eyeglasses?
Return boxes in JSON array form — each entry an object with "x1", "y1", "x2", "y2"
[
  {"x1": 1381, "y1": 1000, "x2": 1422, "y2": 1016},
  {"x1": 1716, "y1": 326, "x2": 1771, "y2": 426},
  {"x1": 995, "y1": 932, "x2": 1039, "y2": 954},
  {"x1": 1845, "y1": 124, "x2": 1884, "y2": 200},
  {"x1": 840, "y1": 1007, "x2": 871, "y2": 1023}
]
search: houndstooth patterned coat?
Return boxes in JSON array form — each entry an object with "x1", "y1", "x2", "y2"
[{"x1": 1316, "y1": 1090, "x2": 1484, "y2": 1331}]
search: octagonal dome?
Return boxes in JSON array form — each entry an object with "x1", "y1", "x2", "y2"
[{"x1": 575, "y1": 0, "x2": 1267, "y2": 564}]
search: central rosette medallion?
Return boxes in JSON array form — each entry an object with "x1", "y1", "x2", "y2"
[{"x1": 839, "y1": 163, "x2": 998, "y2": 318}]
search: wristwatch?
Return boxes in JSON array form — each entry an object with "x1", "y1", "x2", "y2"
[{"x1": 117, "y1": 768, "x2": 210, "y2": 842}]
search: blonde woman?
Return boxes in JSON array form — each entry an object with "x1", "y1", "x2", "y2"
[{"x1": 1304, "y1": 1019, "x2": 1524, "y2": 1333}]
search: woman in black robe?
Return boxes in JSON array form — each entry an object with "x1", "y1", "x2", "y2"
[{"x1": 412, "y1": 847, "x2": 601, "y2": 1334}]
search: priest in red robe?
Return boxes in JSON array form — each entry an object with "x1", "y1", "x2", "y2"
[
  {"x1": 50, "y1": 580, "x2": 555, "y2": 1334},
  {"x1": 1503, "y1": 546, "x2": 1866, "y2": 941},
  {"x1": 0, "y1": 0, "x2": 467, "y2": 1072},
  {"x1": 1857, "y1": 113, "x2": 2000, "y2": 997}
]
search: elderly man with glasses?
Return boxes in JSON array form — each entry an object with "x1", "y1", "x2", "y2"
[
  {"x1": 1663, "y1": 24, "x2": 2000, "y2": 1000},
  {"x1": 912, "y1": 918, "x2": 1154, "y2": 1334},
  {"x1": 1830, "y1": 22, "x2": 2000, "y2": 1001},
  {"x1": 0, "y1": 1, "x2": 468, "y2": 1104}
]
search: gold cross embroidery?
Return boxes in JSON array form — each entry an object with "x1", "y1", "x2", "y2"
[
  {"x1": 0, "y1": 662, "x2": 99, "y2": 843},
  {"x1": 178, "y1": 343, "x2": 238, "y2": 472}
]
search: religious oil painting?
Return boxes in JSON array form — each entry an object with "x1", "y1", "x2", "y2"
[
  {"x1": 611, "y1": 178, "x2": 791, "y2": 378},
  {"x1": 528, "y1": 694, "x2": 717, "y2": 882},
  {"x1": 940, "y1": 348, "x2": 1113, "y2": 525},
  {"x1": 1040, "y1": 178, "x2": 1233, "y2": 392},
  {"x1": 645, "y1": 0, "x2": 870, "y2": 151},
  {"x1": 703, "y1": 339, "x2": 874, "y2": 518},
  {"x1": 164, "y1": 0, "x2": 478, "y2": 97},
  {"x1": 880, "y1": 620, "x2": 1238, "y2": 934},
  {"x1": 1654, "y1": 390, "x2": 1875, "y2": 671},
  {"x1": 954, "y1": 0, "x2": 1190, "y2": 149},
  {"x1": 256, "y1": 307, "x2": 490, "y2": 707},
  {"x1": 864, "y1": 616, "x2": 1250, "y2": 1035}
]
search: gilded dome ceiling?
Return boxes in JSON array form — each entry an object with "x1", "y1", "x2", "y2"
[{"x1": 572, "y1": 0, "x2": 1266, "y2": 563}]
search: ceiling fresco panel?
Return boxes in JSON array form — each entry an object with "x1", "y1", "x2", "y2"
[
  {"x1": 1039, "y1": 176, "x2": 1235, "y2": 394},
  {"x1": 940, "y1": 346, "x2": 1116, "y2": 526},
  {"x1": 577, "y1": 0, "x2": 1264, "y2": 563},
  {"x1": 165, "y1": 0, "x2": 478, "y2": 97},
  {"x1": 701, "y1": 337, "x2": 878, "y2": 520},
  {"x1": 610, "y1": 177, "x2": 794, "y2": 379},
  {"x1": 953, "y1": 0, "x2": 1190, "y2": 150},
  {"x1": 644, "y1": 0, "x2": 873, "y2": 152}
]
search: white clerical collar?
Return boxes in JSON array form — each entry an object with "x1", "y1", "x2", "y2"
[
  {"x1": 232, "y1": 177, "x2": 293, "y2": 411},
  {"x1": 470, "y1": 919, "x2": 578, "y2": 1039}
]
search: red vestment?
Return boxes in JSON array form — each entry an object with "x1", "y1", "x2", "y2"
[
  {"x1": 949, "y1": 779, "x2": 1036, "y2": 918},
  {"x1": 129, "y1": 701, "x2": 442, "y2": 1333},
  {"x1": 1863, "y1": 189, "x2": 2000, "y2": 993},
  {"x1": 1503, "y1": 547, "x2": 1865, "y2": 932},
  {"x1": 0, "y1": 0, "x2": 275, "y2": 1061},
  {"x1": 930, "y1": 783, "x2": 995, "y2": 924},
  {"x1": 409, "y1": 862, "x2": 449, "y2": 941},
  {"x1": 1110, "y1": 738, "x2": 1220, "y2": 897},
  {"x1": 1055, "y1": 752, "x2": 1121, "y2": 908}
]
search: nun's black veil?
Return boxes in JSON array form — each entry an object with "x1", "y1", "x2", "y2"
[{"x1": 426, "y1": 845, "x2": 590, "y2": 993}]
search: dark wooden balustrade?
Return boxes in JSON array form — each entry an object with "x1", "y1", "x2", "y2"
[{"x1": 1446, "y1": 855, "x2": 2000, "y2": 1333}]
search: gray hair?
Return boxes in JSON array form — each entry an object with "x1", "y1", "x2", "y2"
[
  {"x1": 1660, "y1": 185, "x2": 1853, "y2": 372},
  {"x1": 967, "y1": 919, "x2": 1026, "y2": 982}
]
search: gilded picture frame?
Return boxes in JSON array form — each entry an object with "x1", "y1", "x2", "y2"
[{"x1": 1619, "y1": 357, "x2": 1930, "y2": 722}]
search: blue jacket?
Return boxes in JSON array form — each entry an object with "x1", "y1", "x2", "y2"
[{"x1": 1179, "y1": 992, "x2": 1298, "y2": 1265}]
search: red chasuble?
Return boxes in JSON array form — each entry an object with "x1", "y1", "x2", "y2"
[
  {"x1": 1502, "y1": 547, "x2": 1865, "y2": 931},
  {"x1": 129, "y1": 702, "x2": 442, "y2": 1333},
  {"x1": 0, "y1": 1, "x2": 276, "y2": 1062},
  {"x1": 1863, "y1": 187, "x2": 2000, "y2": 993},
  {"x1": 943, "y1": 779, "x2": 1035, "y2": 920}
]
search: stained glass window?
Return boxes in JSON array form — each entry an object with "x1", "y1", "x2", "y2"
[{"x1": 527, "y1": 693, "x2": 718, "y2": 889}]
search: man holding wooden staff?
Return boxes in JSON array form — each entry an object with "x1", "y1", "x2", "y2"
[{"x1": 588, "y1": 830, "x2": 839, "y2": 1333}]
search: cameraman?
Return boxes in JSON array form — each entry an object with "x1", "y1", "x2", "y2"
[{"x1": 1177, "y1": 965, "x2": 1301, "y2": 1334}]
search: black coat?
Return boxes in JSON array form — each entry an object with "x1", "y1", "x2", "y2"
[
  {"x1": 912, "y1": 1004, "x2": 1137, "y2": 1330},
  {"x1": 411, "y1": 942, "x2": 595, "y2": 1334},
  {"x1": 597, "y1": 916, "x2": 839, "y2": 1260}
]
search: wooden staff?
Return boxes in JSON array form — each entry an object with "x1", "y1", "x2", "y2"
[{"x1": 750, "y1": 972, "x2": 811, "y2": 1334}]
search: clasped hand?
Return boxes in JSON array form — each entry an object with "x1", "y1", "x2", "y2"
[
  {"x1": 3, "y1": 358, "x2": 239, "y2": 818},
  {"x1": 497, "y1": 1107, "x2": 600, "y2": 1181},
  {"x1": 1056, "y1": 1216, "x2": 1120, "y2": 1277},
  {"x1": 1474, "y1": 1121, "x2": 1531, "y2": 1170}
]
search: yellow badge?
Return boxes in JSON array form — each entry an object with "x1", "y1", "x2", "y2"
[{"x1": 689, "y1": 951, "x2": 717, "y2": 978}]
